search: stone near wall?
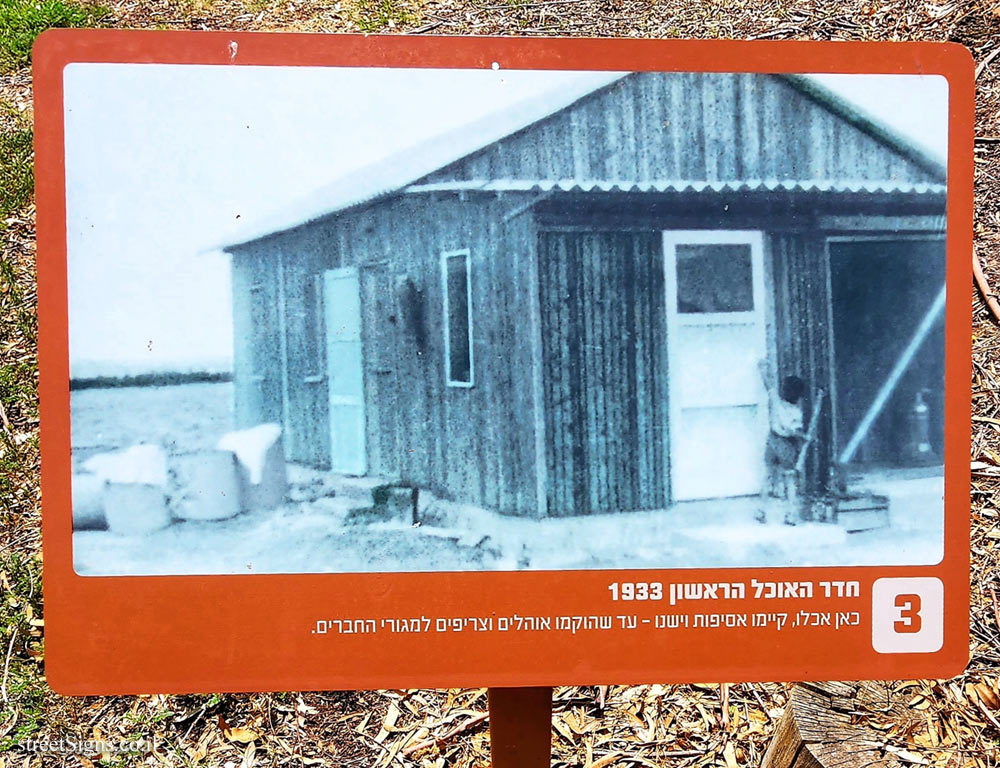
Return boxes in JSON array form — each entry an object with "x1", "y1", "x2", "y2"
[
  {"x1": 373, "y1": 484, "x2": 418, "y2": 524},
  {"x1": 72, "y1": 473, "x2": 106, "y2": 530}
]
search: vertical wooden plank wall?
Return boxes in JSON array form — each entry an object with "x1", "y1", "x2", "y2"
[
  {"x1": 280, "y1": 243, "x2": 332, "y2": 466},
  {"x1": 538, "y1": 230, "x2": 669, "y2": 515},
  {"x1": 233, "y1": 226, "x2": 340, "y2": 467},
  {"x1": 769, "y1": 232, "x2": 834, "y2": 493},
  {"x1": 230, "y1": 251, "x2": 283, "y2": 430},
  {"x1": 305, "y1": 194, "x2": 543, "y2": 516},
  {"x1": 359, "y1": 263, "x2": 401, "y2": 479},
  {"x1": 420, "y1": 73, "x2": 940, "y2": 187}
]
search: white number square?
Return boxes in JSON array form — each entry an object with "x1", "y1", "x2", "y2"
[{"x1": 872, "y1": 577, "x2": 944, "y2": 654}]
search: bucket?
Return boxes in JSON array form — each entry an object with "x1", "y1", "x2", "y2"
[
  {"x1": 103, "y1": 482, "x2": 171, "y2": 535},
  {"x1": 170, "y1": 450, "x2": 242, "y2": 521},
  {"x1": 217, "y1": 425, "x2": 288, "y2": 511},
  {"x1": 244, "y1": 438, "x2": 288, "y2": 510}
]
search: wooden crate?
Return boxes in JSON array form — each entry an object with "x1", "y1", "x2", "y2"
[{"x1": 834, "y1": 493, "x2": 890, "y2": 533}]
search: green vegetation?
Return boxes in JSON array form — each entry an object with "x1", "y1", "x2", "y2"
[
  {"x1": 0, "y1": 552, "x2": 46, "y2": 752},
  {"x1": 0, "y1": 138, "x2": 39, "y2": 525},
  {"x1": 241, "y1": 0, "x2": 271, "y2": 14},
  {"x1": 0, "y1": 429, "x2": 39, "y2": 537},
  {"x1": 0, "y1": 0, "x2": 108, "y2": 72},
  {"x1": 176, "y1": 0, "x2": 216, "y2": 15},
  {"x1": 353, "y1": 0, "x2": 414, "y2": 32},
  {"x1": 0, "y1": 106, "x2": 33, "y2": 220}
]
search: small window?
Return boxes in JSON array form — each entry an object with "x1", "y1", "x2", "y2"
[
  {"x1": 248, "y1": 281, "x2": 270, "y2": 379},
  {"x1": 676, "y1": 243, "x2": 754, "y2": 313},
  {"x1": 302, "y1": 273, "x2": 326, "y2": 380},
  {"x1": 442, "y1": 250, "x2": 473, "y2": 387}
]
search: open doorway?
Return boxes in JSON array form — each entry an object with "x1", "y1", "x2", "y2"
[{"x1": 828, "y1": 236, "x2": 945, "y2": 471}]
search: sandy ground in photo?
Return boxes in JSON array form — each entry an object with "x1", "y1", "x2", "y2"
[
  {"x1": 70, "y1": 382, "x2": 944, "y2": 575},
  {"x1": 72, "y1": 469, "x2": 945, "y2": 575}
]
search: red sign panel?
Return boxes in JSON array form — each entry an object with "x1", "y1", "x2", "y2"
[{"x1": 35, "y1": 30, "x2": 973, "y2": 693}]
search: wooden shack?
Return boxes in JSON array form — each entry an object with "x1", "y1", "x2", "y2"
[{"x1": 221, "y1": 72, "x2": 947, "y2": 518}]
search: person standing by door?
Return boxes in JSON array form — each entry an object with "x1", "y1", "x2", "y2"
[{"x1": 758, "y1": 358, "x2": 806, "y2": 523}]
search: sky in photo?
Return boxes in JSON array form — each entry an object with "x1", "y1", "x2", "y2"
[{"x1": 63, "y1": 64, "x2": 948, "y2": 376}]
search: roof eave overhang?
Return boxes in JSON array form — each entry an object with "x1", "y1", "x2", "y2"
[{"x1": 402, "y1": 178, "x2": 948, "y2": 197}]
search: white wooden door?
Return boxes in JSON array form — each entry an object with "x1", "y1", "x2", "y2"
[
  {"x1": 324, "y1": 267, "x2": 367, "y2": 475},
  {"x1": 663, "y1": 231, "x2": 768, "y2": 500}
]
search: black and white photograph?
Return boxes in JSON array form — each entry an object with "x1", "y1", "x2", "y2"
[{"x1": 64, "y1": 63, "x2": 949, "y2": 575}]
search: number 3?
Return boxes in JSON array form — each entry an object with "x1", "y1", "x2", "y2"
[{"x1": 894, "y1": 593, "x2": 922, "y2": 634}]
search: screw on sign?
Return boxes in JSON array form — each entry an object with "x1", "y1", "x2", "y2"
[{"x1": 34, "y1": 30, "x2": 971, "y2": 765}]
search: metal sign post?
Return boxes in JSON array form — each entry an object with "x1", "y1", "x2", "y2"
[{"x1": 488, "y1": 687, "x2": 553, "y2": 767}]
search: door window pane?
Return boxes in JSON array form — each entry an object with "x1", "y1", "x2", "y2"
[{"x1": 676, "y1": 243, "x2": 754, "y2": 313}]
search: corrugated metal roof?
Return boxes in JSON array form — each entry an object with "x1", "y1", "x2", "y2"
[{"x1": 403, "y1": 178, "x2": 948, "y2": 195}]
